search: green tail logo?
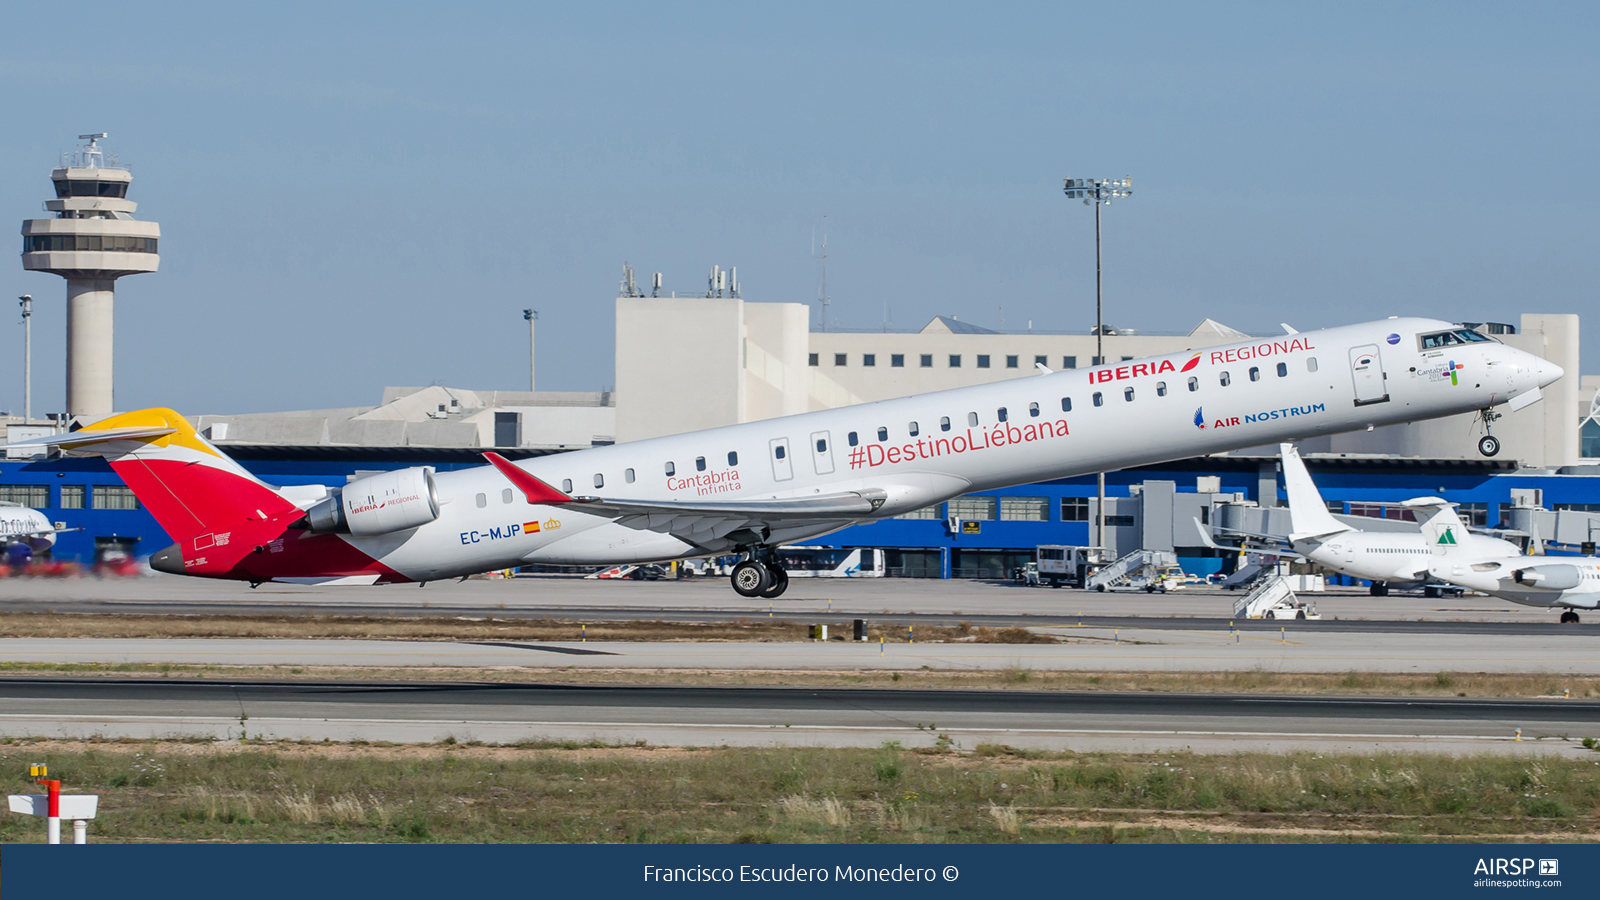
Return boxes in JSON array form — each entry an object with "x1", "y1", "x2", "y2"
[{"x1": 1437, "y1": 527, "x2": 1458, "y2": 546}]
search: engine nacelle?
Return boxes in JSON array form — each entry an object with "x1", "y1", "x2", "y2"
[
  {"x1": 1511, "y1": 564, "x2": 1582, "y2": 591},
  {"x1": 305, "y1": 467, "x2": 440, "y2": 536}
]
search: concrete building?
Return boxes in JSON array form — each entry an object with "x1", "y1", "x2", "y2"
[
  {"x1": 19, "y1": 135, "x2": 159, "y2": 422},
  {"x1": 189, "y1": 385, "x2": 614, "y2": 450}
]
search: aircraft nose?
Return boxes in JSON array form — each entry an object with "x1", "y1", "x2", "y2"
[{"x1": 1535, "y1": 356, "x2": 1564, "y2": 388}]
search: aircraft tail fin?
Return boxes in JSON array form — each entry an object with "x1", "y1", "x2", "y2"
[
  {"x1": 1409, "y1": 498, "x2": 1470, "y2": 559},
  {"x1": 1280, "y1": 443, "x2": 1353, "y2": 541},
  {"x1": 22, "y1": 409, "x2": 301, "y2": 544}
]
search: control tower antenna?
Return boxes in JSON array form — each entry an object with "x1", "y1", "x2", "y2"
[
  {"x1": 19, "y1": 295, "x2": 32, "y2": 421},
  {"x1": 812, "y1": 217, "x2": 829, "y2": 332},
  {"x1": 20, "y1": 133, "x2": 160, "y2": 423}
]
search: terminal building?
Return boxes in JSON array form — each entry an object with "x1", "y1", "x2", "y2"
[{"x1": 7, "y1": 143, "x2": 1600, "y2": 574}]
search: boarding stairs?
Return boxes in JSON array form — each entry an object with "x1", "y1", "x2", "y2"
[
  {"x1": 1085, "y1": 549, "x2": 1178, "y2": 592},
  {"x1": 1220, "y1": 563, "x2": 1269, "y2": 590},
  {"x1": 1232, "y1": 575, "x2": 1320, "y2": 620},
  {"x1": 585, "y1": 565, "x2": 640, "y2": 580}
]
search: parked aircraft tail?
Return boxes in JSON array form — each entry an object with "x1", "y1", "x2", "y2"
[
  {"x1": 1411, "y1": 498, "x2": 1470, "y2": 558},
  {"x1": 1279, "y1": 443, "x2": 1353, "y2": 541}
]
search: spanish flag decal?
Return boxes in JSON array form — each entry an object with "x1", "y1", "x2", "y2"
[{"x1": 523, "y1": 521, "x2": 541, "y2": 533}]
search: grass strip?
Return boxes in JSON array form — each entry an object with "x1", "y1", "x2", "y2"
[{"x1": 0, "y1": 739, "x2": 1595, "y2": 844}]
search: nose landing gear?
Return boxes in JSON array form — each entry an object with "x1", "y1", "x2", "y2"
[{"x1": 1477, "y1": 408, "x2": 1502, "y2": 457}]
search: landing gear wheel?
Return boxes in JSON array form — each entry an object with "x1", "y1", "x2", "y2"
[
  {"x1": 1478, "y1": 434, "x2": 1501, "y2": 457},
  {"x1": 759, "y1": 564, "x2": 789, "y2": 599},
  {"x1": 1559, "y1": 610, "x2": 1581, "y2": 624},
  {"x1": 730, "y1": 560, "x2": 771, "y2": 598},
  {"x1": 1423, "y1": 586, "x2": 1441, "y2": 599},
  {"x1": 1369, "y1": 581, "x2": 1389, "y2": 597}
]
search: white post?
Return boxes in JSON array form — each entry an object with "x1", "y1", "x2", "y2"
[
  {"x1": 19, "y1": 295, "x2": 32, "y2": 422},
  {"x1": 523, "y1": 309, "x2": 537, "y2": 392},
  {"x1": 47, "y1": 815, "x2": 59, "y2": 844},
  {"x1": 73, "y1": 819, "x2": 86, "y2": 844}
]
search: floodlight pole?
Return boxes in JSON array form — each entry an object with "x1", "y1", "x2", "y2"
[
  {"x1": 19, "y1": 295, "x2": 32, "y2": 423},
  {"x1": 1065, "y1": 177, "x2": 1132, "y2": 553},
  {"x1": 523, "y1": 309, "x2": 537, "y2": 392}
]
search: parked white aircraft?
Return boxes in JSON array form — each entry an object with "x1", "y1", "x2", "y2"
[
  {"x1": 1277, "y1": 442, "x2": 1521, "y2": 596},
  {"x1": 0, "y1": 503, "x2": 58, "y2": 565},
  {"x1": 1424, "y1": 505, "x2": 1596, "y2": 623},
  {"x1": 8, "y1": 317, "x2": 1560, "y2": 597}
]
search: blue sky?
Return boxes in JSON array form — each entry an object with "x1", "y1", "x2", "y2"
[{"x1": 2, "y1": 2, "x2": 1596, "y2": 415}]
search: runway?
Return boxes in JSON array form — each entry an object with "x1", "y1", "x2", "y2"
[{"x1": 2, "y1": 677, "x2": 1593, "y2": 755}]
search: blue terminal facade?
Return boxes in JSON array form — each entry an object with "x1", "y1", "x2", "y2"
[{"x1": 4, "y1": 447, "x2": 1598, "y2": 578}]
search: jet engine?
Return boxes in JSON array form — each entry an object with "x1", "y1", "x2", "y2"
[
  {"x1": 304, "y1": 467, "x2": 441, "y2": 536},
  {"x1": 1511, "y1": 564, "x2": 1582, "y2": 591}
]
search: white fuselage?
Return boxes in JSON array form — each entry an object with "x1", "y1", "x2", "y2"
[
  {"x1": 1428, "y1": 556, "x2": 1600, "y2": 610},
  {"x1": 0, "y1": 507, "x2": 55, "y2": 552},
  {"x1": 1295, "y1": 532, "x2": 1520, "y2": 585},
  {"x1": 324, "y1": 317, "x2": 1552, "y2": 582}
]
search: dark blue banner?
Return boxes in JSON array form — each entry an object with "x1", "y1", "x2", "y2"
[{"x1": 3, "y1": 843, "x2": 1595, "y2": 898}]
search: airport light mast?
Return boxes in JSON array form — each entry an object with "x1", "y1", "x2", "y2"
[
  {"x1": 1064, "y1": 176, "x2": 1132, "y2": 551},
  {"x1": 20, "y1": 134, "x2": 160, "y2": 422}
]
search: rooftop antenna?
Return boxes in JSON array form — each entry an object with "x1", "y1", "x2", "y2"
[
  {"x1": 729, "y1": 266, "x2": 738, "y2": 298},
  {"x1": 620, "y1": 263, "x2": 639, "y2": 298},
  {"x1": 76, "y1": 133, "x2": 107, "y2": 169},
  {"x1": 812, "y1": 217, "x2": 829, "y2": 331},
  {"x1": 651, "y1": 272, "x2": 662, "y2": 298},
  {"x1": 999, "y1": 302, "x2": 1004, "y2": 331}
]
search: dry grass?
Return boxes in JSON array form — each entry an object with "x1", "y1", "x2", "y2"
[{"x1": 0, "y1": 739, "x2": 1597, "y2": 844}]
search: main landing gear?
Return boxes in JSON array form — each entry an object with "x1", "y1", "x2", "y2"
[
  {"x1": 1477, "y1": 408, "x2": 1502, "y2": 457},
  {"x1": 730, "y1": 554, "x2": 789, "y2": 599},
  {"x1": 1559, "y1": 610, "x2": 1581, "y2": 625},
  {"x1": 1369, "y1": 581, "x2": 1389, "y2": 597}
]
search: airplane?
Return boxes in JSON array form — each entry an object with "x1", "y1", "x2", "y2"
[
  {"x1": 0, "y1": 503, "x2": 60, "y2": 567},
  {"x1": 7, "y1": 317, "x2": 1560, "y2": 597},
  {"x1": 1424, "y1": 504, "x2": 1595, "y2": 624},
  {"x1": 1275, "y1": 442, "x2": 1521, "y2": 596}
]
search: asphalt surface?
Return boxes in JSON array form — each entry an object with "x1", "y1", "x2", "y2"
[{"x1": 3, "y1": 677, "x2": 1594, "y2": 755}]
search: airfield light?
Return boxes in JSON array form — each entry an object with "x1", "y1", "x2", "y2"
[{"x1": 1063, "y1": 176, "x2": 1133, "y2": 550}]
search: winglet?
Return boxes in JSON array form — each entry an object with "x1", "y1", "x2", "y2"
[{"x1": 482, "y1": 452, "x2": 572, "y2": 505}]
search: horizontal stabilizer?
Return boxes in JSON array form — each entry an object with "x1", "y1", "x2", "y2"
[{"x1": 2, "y1": 425, "x2": 177, "y2": 451}]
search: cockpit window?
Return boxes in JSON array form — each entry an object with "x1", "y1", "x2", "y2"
[{"x1": 1419, "y1": 329, "x2": 1493, "y2": 349}]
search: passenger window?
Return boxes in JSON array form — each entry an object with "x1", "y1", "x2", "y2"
[
  {"x1": 1276, "y1": 362, "x2": 1287, "y2": 377},
  {"x1": 940, "y1": 417, "x2": 951, "y2": 432},
  {"x1": 625, "y1": 468, "x2": 636, "y2": 483},
  {"x1": 1307, "y1": 357, "x2": 1319, "y2": 373},
  {"x1": 594, "y1": 474, "x2": 604, "y2": 489},
  {"x1": 1249, "y1": 367, "x2": 1261, "y2": 382},
  {"x1": 475, "y1": 493, "x2": 487, "y2": 508},
  {"x1": 1093, "y1": 392, "x2": 1104, "y2": 407},
  {"x1": 877, "y1": 427, "x2": 888, "y2": 441},
  {"x1": 502, "y1": 488, "x2": 513, "y2": 504},
  {"x1": 561, "y1": 480, "x2": 572, "y2": 493},
  {"x1": 1028, "y1": 402, "x2": 1040, "y2": 417},
  {"x1": 1187, "y1": 376, "x2": 1198, "y2": 392},
  {"x1": 1124, "y1": 387, "x2": 1135, "y2": 402},
  {"x1": 997, "y1": 407, "x2": 1008, "y2": 422},
  {"x1": 1220, "y1": 371, "x2": 1231, "y2": 387},
  {"x1": 908, "y1": 421, "x2": 919, "y2": 436},
  {"x1": 967, "y1": 412, "x2": 979, "y2": 426},
  {"x1": 695, "y1": 457, "x2": 706, "y2": 472},
  {"x1": 728, "y1": 451, "x2": 738, "y2": 466},
  {"x1": 774, "y1": 445, "x2": 785, "y2": 460},
  {"x1": 664, "y1": 462, "x2": 675, "y2": 477},
  {"x1": 848, "y1": 432, "x2": 859, "y2": 446},
  {"x1": 1061, "y1": 397, "x2": 1072, "y2": 412},
  {"x1": 816, "y1": 438, "x2": 827, "y2": 452},
  {"x1": 1156, "y1": 381, "x2": 1167, "y2": 397}
]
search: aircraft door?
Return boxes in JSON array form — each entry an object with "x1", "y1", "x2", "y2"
[
  {"x1": 769, "y1": 437, "x2": 794, "y2": 482},
  {"x1": 1349, "y1": 345, "x2": 1390, "y2": 406},
  {"x1": 810, "y1": 431, "x2": 835, "y2": 475}
]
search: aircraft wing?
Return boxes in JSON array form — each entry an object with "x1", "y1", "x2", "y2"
[{"x1": 483, "y1": 452, "x2": 883, "y2": 552}]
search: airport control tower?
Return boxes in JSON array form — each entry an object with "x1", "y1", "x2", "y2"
[{"x1": 19, "y1": 134, "x2": 160, "y2": 422}]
